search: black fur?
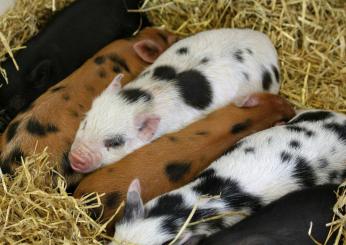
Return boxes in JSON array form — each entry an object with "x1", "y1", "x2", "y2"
[
  {"x1": 293, "y1": 156, "x2": 316, "y2": 187},
  {"x1": 0, "y1": 0, "x2": 147, "y2": 125},
  {"x1": 1, "y1": 147, "x2": 25, "y2": 174},
  {"x1": 230, "y1": 119, "x2": 252, "y2": 134},
  {"x1": 318, "y1": 158, "x2": 329, "y2": 168},
  {"x1": 104, "y1": 191, "x2": 121, "y2": 208},
  {"x1": 176, "y1": 69, "x2": 213, "y2": 110},
  {"x1": 289, "y1": 111, "x2": 333, "y2": 124},
  {"x1": 199, "y1": 185, "x2": 337, "y2": 245},
  {"x1": 108, "y1": 53, "x2": 130, "y2": 73},
  {"x1": 271, "y1": 64, "x2": 279, "y2": 82},
  {"x1": 94, "y1": 56, "x2": 105, "y2": 65},
  {"x1": 26, "y1": 118, "x2": 59, "y2": 136},
  {"x1": 153, "y1": 65, "x2": 177, "y2": 81},
  {"x1": 193, "y1": 174, "x2": 262, "y2": 211},
  {"x1": 200, "y1": 57, "x2": 209, "y2": 64},
  {"x1": 6, "y1": 121, "x2": 20, "y2": 142},
  {"x1": 262, "y1": 69, "x2": 272, "y2": 91},
  {"x1": 242, "y1": 72, "x2": 249, "y2": 81},
  {"x1": 98, "y1": 70, "x2": 107, "y2": 78},
  {"x1": 176, "y1": 47, "x2": 189, "y2": 55},
  {"x1": 244, "y1": 147, "x2": 255, "y2": 154},
  {"x1": 289, "y1": 140, "x2": 301, "y2": 149},
  {"x1": 165, "y1": 161, "x2": 191, "y2": 182},
  {"x1": 285, "y1": 125, "x2": 315, "y2": 137},
  {"x1": 323, "y1": 121, "x2": 346, "y2": 143},
  {"x1": 280, "y1": 151, "x2": 293, "y2": 163},
  {"x1": 223, "y1": 141, "x2": 244, "y2": 156},
  {"x1": 120, "y1": 88, "x2": 152, "y2": 103},
  {"x1": 234, "y1": 49, "x2": 244, "y2": 62}
]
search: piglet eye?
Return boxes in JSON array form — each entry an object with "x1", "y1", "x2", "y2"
[{"x1": 104, "y1": 135, "x2": 125, "y2": 149}]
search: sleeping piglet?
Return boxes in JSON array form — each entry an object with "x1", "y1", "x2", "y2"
[
  {"x1": 73, "y1": 93, "x2": 295, "y2": 233},
  {"x1": 69, "y1": 28, "x2": 281, "y2": 173},
  {"x1": 0, "y1": 27, "x2": 177, "y2": 192},
  {"x1": 113, "y1": 110, "x2": 346, "y2": 245},
  {"x1": 199, "y1": 184, "x2": 339, "y2": 245},
  {"x1": 0, "y1": 0, "x2": 148, "y2": 132}
]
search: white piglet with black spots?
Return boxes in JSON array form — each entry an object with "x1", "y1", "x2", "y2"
[
  {"x1": 113, "y1": 110, "x2": 346, "y2": 245},
  {"x1": 69, "y1": 28, "x2": 280, "y2": 173}
]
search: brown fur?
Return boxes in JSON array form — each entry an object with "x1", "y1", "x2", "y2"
[
  {"x1": 73, "y1": 93, "x2": 295, "y2": 233},
  {"x1": 0, "y1": 28, "x2": 177, "y2": 190}
]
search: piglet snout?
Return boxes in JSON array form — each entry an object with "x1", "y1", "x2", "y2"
[{"x1": 68, "y1": 144, "x2": 101, "y2": 173}]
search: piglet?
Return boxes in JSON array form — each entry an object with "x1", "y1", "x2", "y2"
[
  {"x1": 0, "y1": 0, "x2": 148, "y2": 132},
  {"x1": 199, "y1": 184, "x2": 339, "y2": 245},
  {"x1": 69, "y1": 28, "x2": 281, "y2": 173},
  {"x1": 73, "y1": 93, "x2": 295, "y2": 233},
  {"x1": 113, "y1": 110, "x2": 346, "y2": 245},
  {"x1": 0, "y1": 27, "x2": 177, "y2": 192}
]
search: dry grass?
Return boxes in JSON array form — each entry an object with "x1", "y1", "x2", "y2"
[
  {"x1": 0, "y1": 0, "x2": 345, "y2": 244},
  {"x1": 0, "y1": 148, "x2": 115, "y2": 244}
]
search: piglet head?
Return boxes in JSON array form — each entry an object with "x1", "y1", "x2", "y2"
[{"x1": 69, "y1": 74, "x2": 161, "y2": 173}]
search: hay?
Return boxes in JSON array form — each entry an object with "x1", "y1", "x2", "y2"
[
  {"x1": 140, "y1": 0, "x2": 346, "y2": 113},
  {"x1": 0, "y1": 148, "x2": 113, "y2": 244},
  {"x1": 0, "y1": 0, "x2": 75, "y2": 84}
]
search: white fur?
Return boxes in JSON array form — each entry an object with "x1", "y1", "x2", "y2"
[
  {"x1": 0, "y1": 0, "x2": 15, "y2": 16},
  {"x1": 113, "y1": 110, "x2": 346, "y2": 245},
  {"x1": 72, "y1": 28, "x2": 280, "y2": 167}
]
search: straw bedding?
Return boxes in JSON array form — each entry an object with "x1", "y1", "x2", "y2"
[{"x1": 0, "y1": 0, "x2": 345, "y2": 244}]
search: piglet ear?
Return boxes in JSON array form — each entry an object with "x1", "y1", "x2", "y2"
[
  {"x1": 134, "y1": 113, "x2": 161, "y2": 142},
  {"x1": 133, "y1": 39, "x2": 163, "y2": 63},
  {"x1": 123, "y1": 179, "x2": 144, "y2": 221},
  {"x1": 104, "y1": 73, "x2": 123, "y2": 94}
]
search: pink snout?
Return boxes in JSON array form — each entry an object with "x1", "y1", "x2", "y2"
[{"x1": 68, "y1": 146, "x2": 102, "y2": 173}]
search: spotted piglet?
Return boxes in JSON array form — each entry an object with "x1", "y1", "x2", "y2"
[
  {"x1": 113, "y1": 110, "x2": 346, "y2": 245},
  {"x1": 69, "y1": 28, "x2": 280, "y2": 173},
  {"x1": 199, "y1": 184, "x2": 338, "y2": 245},
  {"x1": 0, "y1": 27, "x2": 177, "y2": 192}
]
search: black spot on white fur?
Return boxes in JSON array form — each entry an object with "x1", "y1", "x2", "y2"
[
  {"x1": 176, "y1": 47, "x2": 188, "y2": 55},
  {"x1": 200, "y1": 57, "x2": 209, "y2": 64},
  {"x1": 234, "y1": 49, "x2": 244, "y2": 62},
  {"x1": 271, "y1": 64, "x2": 279, "y2": 82},
  {"x1": 193, "y1": 174, "x2": 262, "y2": 212},
  {"x1": 280, "y1": 151, "x2": 292, "y2": 163},
  {"x1": 244, "y1": 147, "x2": 255, "y2": 154},
  {"x1": 165, "y1": 161, "x2": 191, "y2": 182},
  {"x1": 289, "y1": 140, "x2": 301, "y2": 149},
  {"x1": 292, "y1": 156, "x2": 316, "y2": 187},
  {"x1": 289, "y1": 111, "x2": 333, "y2": 124},
  {"x1": 246, "y1": 48, "x2": 253, "y2": 55},
  {"x1": 285, "y1": 125, "x2": 315, "y2": 137},
  {"x1": 262, "y1": 69, "x2": 272, "y2": 91},
  {"x1": 323, "y1": 121, "x2": 346, "y2": 143},
  {"x1": 176, "y1": 69, "x2": 212, "y2": 110},
  {"x1": 153, "y1": 65, "x2": 177, "y2": 81},
  {"x1": 120, "y1": 88, "x2": 152, "y2": 103}
]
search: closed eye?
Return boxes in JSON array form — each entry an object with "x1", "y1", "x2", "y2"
[{"x1": 104, "y1": 135, "x2": 125, "y2": 149}]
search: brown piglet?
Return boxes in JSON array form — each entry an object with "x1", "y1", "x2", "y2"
[
  {"x1": 73, "y1": 93, "x2": 295, "y2": 233},
  {"x1": 0, "y1": 27, "x2": 177, "y2": 192}
]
